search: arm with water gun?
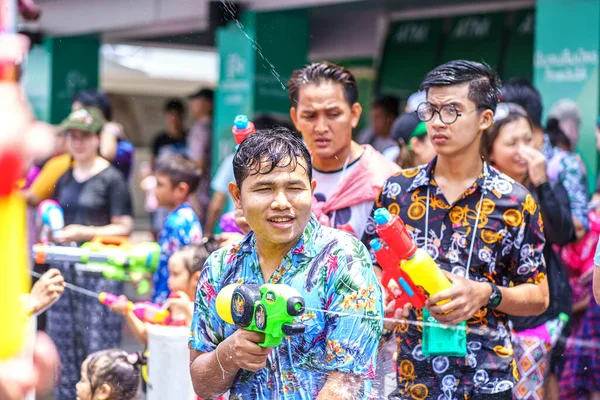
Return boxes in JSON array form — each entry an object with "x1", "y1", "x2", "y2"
[
  {"x1": 372, "y1": 208, "x2": 452, "y2": 309},
  {"x1": 373, "y1": 208, "x2": 467, "y2": 356},
  {"x1": 32, "y1": 234, "x2": 161, "y2": 295},
  {"x1": 98, "y1": 292, "x2": 173, "y2": 345}
]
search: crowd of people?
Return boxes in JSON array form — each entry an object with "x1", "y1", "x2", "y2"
[{"x1": 6, "y1": 55, "x2": 600, "y2": 400}]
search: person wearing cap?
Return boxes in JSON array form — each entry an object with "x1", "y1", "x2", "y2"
[
  {"x1": 72, "y1": 89, "x2": 135, "y2": 182},
  {"x1": 45, "y1": 107, "x2": 134, "y2": 399},
  {"x1": 395, "y1": 121, "x2": 436, "y2": 169}
]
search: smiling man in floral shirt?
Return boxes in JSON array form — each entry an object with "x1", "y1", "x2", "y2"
[{"x1": 189, "y1": 127, "x2": 383, "y2": 400}]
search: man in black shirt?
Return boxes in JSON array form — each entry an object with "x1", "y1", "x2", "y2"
[{"x1": 151, "y1": 99, "x2": 188, "y2": 168}]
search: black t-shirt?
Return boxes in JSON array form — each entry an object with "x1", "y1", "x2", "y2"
[
  {"x1": 53, "y1": 165, "x2": 132, "y2": 227},
  {"x1": 151, "y1": 131, "x2": 187, "y2": 159}
]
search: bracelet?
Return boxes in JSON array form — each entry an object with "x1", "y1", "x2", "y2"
[{"x1": 215, "y1": 343, "x2": 235, "y2": 379}]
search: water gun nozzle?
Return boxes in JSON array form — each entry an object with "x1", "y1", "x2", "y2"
[{"x1": 374, "y1": 208, "x2": 392, "y2": 225}]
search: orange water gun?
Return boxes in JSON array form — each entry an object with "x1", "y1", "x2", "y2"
[{"x1": 0, "y1": 0, "x2": 31, "y2": 360}]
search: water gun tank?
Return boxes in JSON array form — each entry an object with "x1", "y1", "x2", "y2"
[{"x1": 232, "y1": 115, "x2": 256, "y2": 145}]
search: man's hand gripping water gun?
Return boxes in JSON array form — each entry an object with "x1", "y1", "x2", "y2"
[
  {"x1": 370, "y1": 238, "x2": 427, "y2": 316},
  {"x1": 32, "y1": 236, "x2": 160, "y2": 294},
  {"x1": 373, "y1": 208, "x2": 469, "y2": 356},
  {"x1": 372, "y1": 208, "x2": 454, "y2": 315},
  {"x1": 216, "y1": 284, "x2": 305, "y2": 348}
]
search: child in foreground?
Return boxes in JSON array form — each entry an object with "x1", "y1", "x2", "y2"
[
  {"x1": 109, "y1": 241, "x2": 215, "y2": 344},
  {"x1": 76, "y1": 349, "x2": 144, "y2": 400}
]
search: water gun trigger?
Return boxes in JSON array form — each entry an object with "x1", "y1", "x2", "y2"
[{"x1": 282, "y1": 323, "x2": 305, "y2": 336}]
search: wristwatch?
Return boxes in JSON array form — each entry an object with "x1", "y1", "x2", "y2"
[{"x1": 488, "y1": 283, "x2": 502, "y2": 309}]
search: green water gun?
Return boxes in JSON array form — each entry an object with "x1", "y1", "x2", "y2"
[
  {"x1": 33, "y1": 236, "x2": 160, "y2": 294},
  {"x1": 216, "y1": 284, "x2": 306, "y2": 348}
]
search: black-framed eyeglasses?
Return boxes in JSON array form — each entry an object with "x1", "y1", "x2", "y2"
[{"x1": 416, "y1": 102, "x2": 477, "y2": 125}]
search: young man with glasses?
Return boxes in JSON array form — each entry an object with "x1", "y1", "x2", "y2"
[{"x1": 362, "y1": 60, "x2": 549, "y2": 399}]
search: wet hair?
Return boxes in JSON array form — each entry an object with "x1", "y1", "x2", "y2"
[
  {"x1": 72, "y1": 90, "x2": 112, "y2": 121},
  {"x1": 546, "y1": 117, "x2": 571, "y2": 150},
  {"x1": 154, "y1": 154, "x2": 201, "y2": 194},
  {"x1": 480, "y1": 102, "x2": 533, "y2": 159},
  {"x1": 233, "y1": 127, "x2": 312, "y2": 188},
  {"x1": 420, "y1": 60, "x2": 501, "y2": 113},
  {"x1": 500, "y1": 79, "x2": 543, "y2": 128},
  {"x1": 176, "y1": 238, "x2": 219, "y2": 276},
  {"x1": 164, "y1": 99, "x2": 186, "y2": 115},
  {"x1": 85, "y1": 349, "x2": 144, "y2": 399},
  {"x1": 288, "y1": 61, "x2": 358, "y2": 107},
  {"x1": 373, "y1": 96, "x2": 400, "y2": 117}
]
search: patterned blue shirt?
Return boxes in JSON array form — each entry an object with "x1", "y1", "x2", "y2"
[
  {"x1": 153, "y1": 202, "x2": 202, "y2": 304},
  {"x1": 189, "y1": 216, "x2": 383, "y2": 400},
  {"x1": 543, "y1": 135, "x2": 590, "y2": 231}
]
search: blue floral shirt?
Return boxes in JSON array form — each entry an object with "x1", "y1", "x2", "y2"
[
  {"x1": 543, "y1": 135, "x2": 589, "y2": 231},
  {"x1": 153, "y1": 202, "x2": 202, "y2": 304},
  {"x1": 189, "y1": 215, "x2": 383, "y2": 400}
]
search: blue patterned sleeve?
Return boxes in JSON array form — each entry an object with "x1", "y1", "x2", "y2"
[
  {"x1": 322, "y1": 236, "x2": 383, "y2": 378},
  {"x1": 189, "y1": 251, "x2": 226, "y2": 352},
  {"x1": 559, "y1": 155, "x2": 590, "y2": 231}
]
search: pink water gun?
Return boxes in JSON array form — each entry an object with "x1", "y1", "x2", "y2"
[{"x1": 99, "y1": 292, "x2": 171, "y2": 325}]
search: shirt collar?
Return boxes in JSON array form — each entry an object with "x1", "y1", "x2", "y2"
[
  {"x1": 406, "y1": 156, "x2": 492, "y2": 197},
  {"x1": 236, "y1": 214, "x2": 322, "y2": 260}
]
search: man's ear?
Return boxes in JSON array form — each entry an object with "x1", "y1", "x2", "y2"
[
  {"x1": 96, "y1": 383, "x2": 112, "y2": 399},
  {"x1": 479, "y1": 109, "x2": 494, "y2": 131},
  {"x1": 351, "y1": 102, "x2": 363, "y2": 129},
  {"x1": 290, "y1": 107, "x2": 301, "y2": 131},
  {"x1": 229, "y1": 182, "x2": 242, "y2": 210},
  {"x1": 311, "y1": 180, "x2": 317, "y2": 193}
]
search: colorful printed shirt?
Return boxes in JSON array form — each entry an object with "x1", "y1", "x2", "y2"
[
  {"x1": 189, "y1": 216, "x2": 383, "y2": 400},
  {"x1": 362, "y1": 158, "x2": 547, "y2": 399},
  {"x1": 153, "y1": 202, "x2": 202, "y2": 304},
  {"x1": 543, "y1": 135, "x2": 589, "y2": 231}
]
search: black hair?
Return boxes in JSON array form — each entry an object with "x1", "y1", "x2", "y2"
[
  {"x1": 420, "y1": 60, "x2": 501, "y2": 112},
  {"x1": 154, "y1": 154, "x2": 202, "y2": 194},
  {"x1": 500, "y1": 79, "x2": 543, "y2": 128},
  {"x1": 193, "y1": 89, "x2": 214, "y2": 101},
  {"x1": 164, "y1": 99, "x2": 186, "y2": 115},
  {"x1": 373, "y1": 96, "x2": 400, "y2": 117},
  {"x1": 253, "y1": 113, "x2": 294, "y2": 132},
  {"x1": 546, "y1": 117, "x2": 571, "y2": 150},
  {"x1": 288, "y1": 61, "x2": 358, "y2": 107},
  {"x1": 177, "y1": 238, "x2": 219, "y2": 276},
  {"x1": 72, "y1": 89, "x2": 112, "y2": 121},
  {"x1": 85, "y1": 349, "x2": 144, "y2": 400},
  {"x1": 233, "y1": 127, "x2": 312, "y2": 188}
]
